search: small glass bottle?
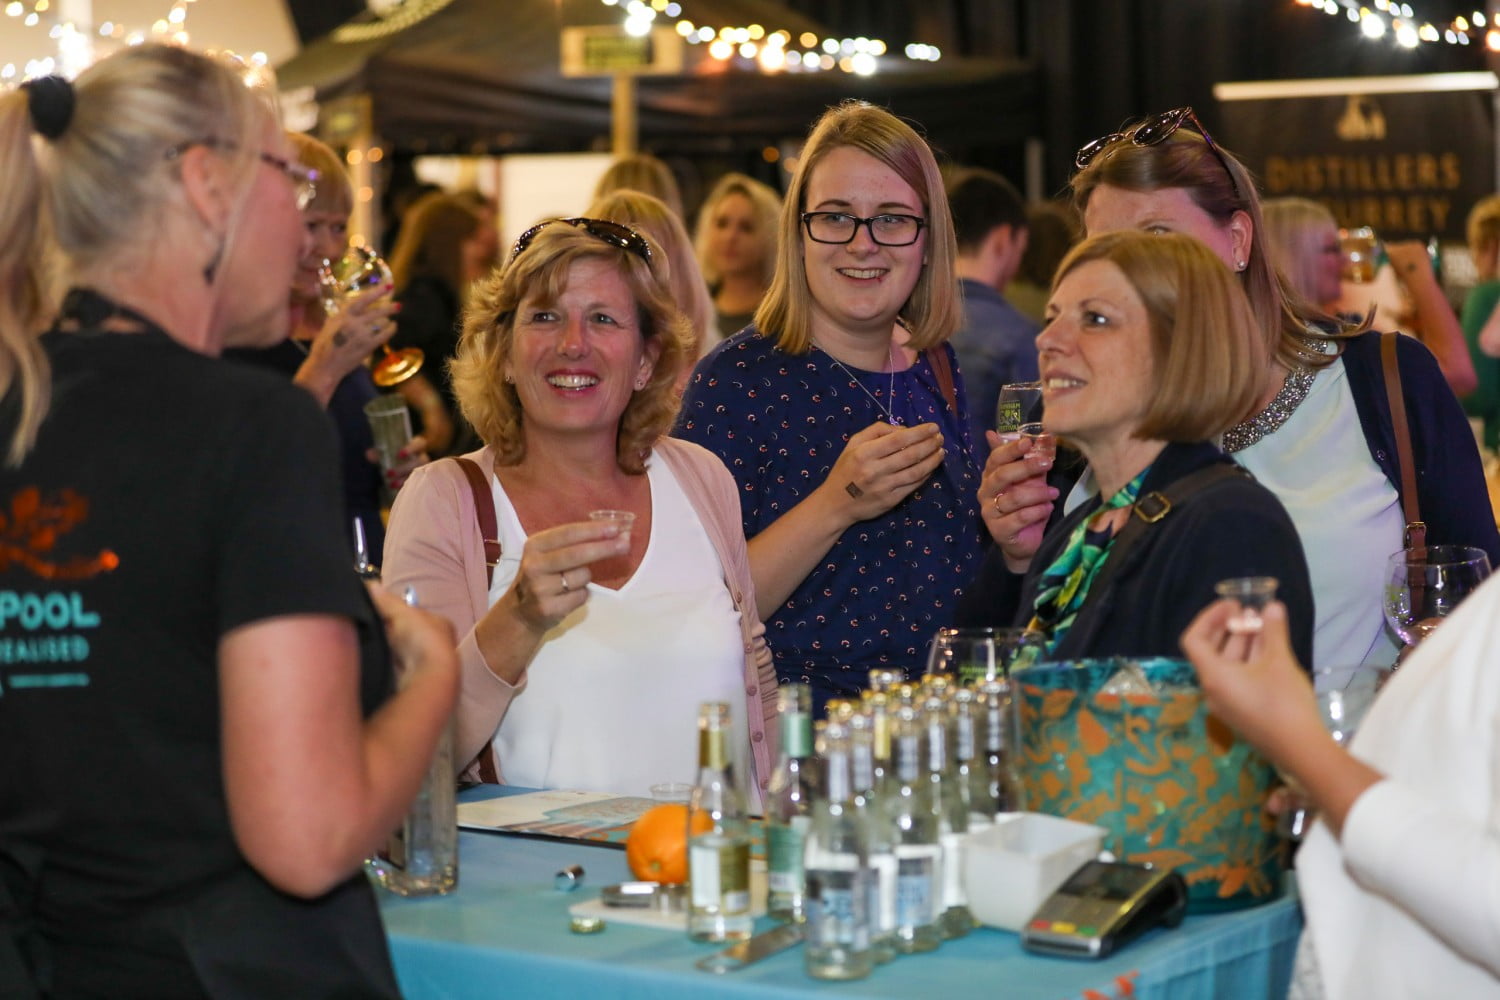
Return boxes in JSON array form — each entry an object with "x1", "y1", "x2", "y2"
[
  {"x1": 887, "y1": 706, "x2": 942, "y2": 953},
  {"x1": 867, "y1": 667, "x2": 905, "y2": 694},
  {"x1": 804, "y1": 720, "x2": 873, "y2": 981},
  {"x1": 766, "y1": 683, "x2": 814, "y2": 922},
  {"x1": 688, "y1": 702, "x2": 753, "y2": 942},
  {"x1": 849, "y1": 710, "x2": 897, "y2": 964},
  {"x1": 950, "y1": 688, "x2": 988, "y2": 830},
  {"x1": 924, "y1": 696, "x2": 973, "y2": 938},
  {"x1": 366, "y1": 588, "x2": 457, "y2": 896},
  {"x1": 863, "y1": 691, "x2": 893, "y2": 800},
  {"x1": 973, "y1": 679, "x2": 1026, "y2": 819}
]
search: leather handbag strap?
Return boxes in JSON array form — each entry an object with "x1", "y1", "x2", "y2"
[
  {"x1": 1085, "y1": 463, "x2": 1250, "y2": 604},
  {"x1": 923, "y1": 346, "x2": 959, "y2": 414},
  {"x1": 453, "y1": 457, "x2": 501, "y2": 587},
  {"x1": 451, "y1": 456, "x2": 503, "y2": 785},
  {"x1": 1380, "y1": 332, "x2": 1426, "y2": 549}
]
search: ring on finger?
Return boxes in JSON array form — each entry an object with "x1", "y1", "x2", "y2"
[{"x1": 559, "y1": 571, "x2": 570, "y2": 593}]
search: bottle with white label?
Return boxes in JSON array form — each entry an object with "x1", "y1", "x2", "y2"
[
  {"x1": 950, "y1": 688, "x2": 990, "y2": 831},
  {"x1": 849, "y1": 709, "x2": 897, "y2": 964},
  {"x1": 887, "y1": 705, "x2": 942, "y2": 953},
  {"x1": 766, "y1": 683, "x2": 814, "y2": 922},
  {"x1": 688, "y1": 701, "x2": 753, "y2": 942},
  {"x1": 804, "y1": 720, "x2": 872, "y2": 980},
  {"x1": 924, "y1": 695, "x2": 973, "y2": 939}
]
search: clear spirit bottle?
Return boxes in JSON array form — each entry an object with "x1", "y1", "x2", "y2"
[
  {"x1": 924, "y1": 695, "x2": 973, "y2": 938},
  {"x1": 804, "y1": 721, "x2": 872, "y2": 980},
  {"x1": 850, "y1": 709, "x2": 897, "y2": 964},
  {"x1": 688, "y1": 702, "x2": 753, "y2": 942},
  {"x1": 766, "y1": 683, "x2": 813, "y2": 922},
  {"x1": 973, "y1": 679, "x2": 1026, "y2": 818},
  {"x1": 950, "y1": 688, "x2": 989, "y2": 831},
  {"x1": 888, "y1": 706, "x2": 942, "y2": 953}
]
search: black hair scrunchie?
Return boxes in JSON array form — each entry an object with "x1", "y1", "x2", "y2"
[{"x1": 22, "y1": 75, "x2": 75, "y2": 141}]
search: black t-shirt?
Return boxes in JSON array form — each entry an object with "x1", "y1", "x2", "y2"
[{"x1": 0, "y1": 324, "x2": 398, "y2": 997}]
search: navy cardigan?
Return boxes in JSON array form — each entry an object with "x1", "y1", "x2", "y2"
[{"x1": 956, "y1": 441, "x2": 1316, "y2": 668}]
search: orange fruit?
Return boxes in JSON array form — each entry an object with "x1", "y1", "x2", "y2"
[{"x1": 626, "y1": 803, "x2": 711, "y2": 884}]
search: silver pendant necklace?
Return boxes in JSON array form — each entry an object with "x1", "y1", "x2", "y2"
[{"x1": 823, "y1": 340, "x2": 903, "y2": 425}]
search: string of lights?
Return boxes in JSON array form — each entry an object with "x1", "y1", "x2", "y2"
[
  {"x1": 599, "y1": 0, "x2": 941, "y2": 75},
  {"x1": 1294, "y1": 0, "x2": 1500, "y2": 51},
  {"x1": 1, "y1": 0, "x2": 221, "y2": 87}
]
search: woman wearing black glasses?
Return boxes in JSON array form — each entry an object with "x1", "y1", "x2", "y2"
[
  {"x1": 676, "y1": 100, "x2": 985, "y2": 715},
  {"x1": 382, "y1": 220, "x2": 777, "y2": 801},
  {"x1": 981, "y1": 107, "x2": 1498, "y2": 672}
]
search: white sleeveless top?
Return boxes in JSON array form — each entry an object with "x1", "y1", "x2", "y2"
[
  {"x1": 1066, "y1": 355, "x2": 1403, "y2": 669},
  {"x1": 485, "y1": 457, "x2": 747, "y2": 798}
]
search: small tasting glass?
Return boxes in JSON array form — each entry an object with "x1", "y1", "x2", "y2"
[
  {"x1": 1214, "y1": 576, "x2": 1279, "y2": 635},
  {"x1": 588, "y1": 509, "x2": 635, "y2": 542},
  {"x1": 1017, "y1": 422, "x2": 1056, "y2": 462}
]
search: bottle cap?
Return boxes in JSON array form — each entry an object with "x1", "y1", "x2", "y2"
[
  {"x1": 554, "y1": 864, "x2": 585, "y2": 891},
  {"x1": 569, "y1": 915, "x2": 606, "y2": 934}
]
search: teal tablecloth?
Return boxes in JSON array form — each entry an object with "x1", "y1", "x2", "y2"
[{"x1": 379, "y1": 789, "x2": 1301, "y2": 999}]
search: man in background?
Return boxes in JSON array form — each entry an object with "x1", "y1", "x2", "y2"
[{"x1": 946, "y1": 168, "x2": 1039, "y2": 446}]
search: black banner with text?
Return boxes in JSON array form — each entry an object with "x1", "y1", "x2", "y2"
[{"x1": 1219, "y1": 84, "x2": 1494, "y2": 241}]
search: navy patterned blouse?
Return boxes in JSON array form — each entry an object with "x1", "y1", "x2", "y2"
[{"x1": 674, "y1": 326, "x2": 987, "y2": 712}]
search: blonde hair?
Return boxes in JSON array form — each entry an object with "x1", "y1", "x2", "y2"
[
  {"x1": 1467, "y1": 194, "x2": 1500, "y2": 278},
  {"x1": 587, "y1": 189, "x2": 716, "y2": 355},
  {"x1": 1071, "y1": 122, "x2": 1348, "y2": 371},
  {"x1": 288, "y1": 130, "x2": 351, "y2": 217},
  {"x1": 1054, "y1": 231, "x2": 1267, "y2": 440},
  {"x1": 0, "y1": 44, "x2": 273, "y2": 464},
  {"x1": 1261, "y1": 197, "x2": 1339, "y2": 308},
  {"x1": 592, "y1": 153, "x2": 684, "y2": 219},
  {"x1": 390, "y1": 191, "x2": 485, "y2": 299},
  {"x1": 450, "y1": 222, "x2": 692, "y2": 474},
  {"x1": 694, "y1": 172, "x2": 782, "y2": 287},
  {"x1": 756, "y1": 101, "x2": 960, "y2": 354}
]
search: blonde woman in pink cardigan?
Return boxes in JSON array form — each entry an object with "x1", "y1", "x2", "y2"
[{"x1": 384, "y1": 219, "x2": 777, "y2": 803}]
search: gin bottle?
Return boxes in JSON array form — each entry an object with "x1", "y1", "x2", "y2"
[
  {"x1": 766, "y1": 683, "x2": 814, "y2": 922},
  {"x1": 804, "y1": 721, "x2": 872, "y2": 980},
  {"x1": 924, "y1": 696, "x2": 973, "y2": 938},
  {"x1": 366, "y1": 587, "x2": 457, "y2": 896},
  {"x1": 973, "y1": 679, "x2": 1026, "y2": 819},
  {"x1": 887, "y1": 706, "x2": 942, "y2": 953},
  {"x1": 950, "y1": 688, "x2": 988, "y2": 830},
  {"x1": 688, "y1": 702, "x2": 753, "y2": 941},
  {"x1": 850, "y1": 710, "x2": 897, "y2": 964}
]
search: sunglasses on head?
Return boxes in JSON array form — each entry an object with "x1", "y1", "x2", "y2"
[
  {"x1": 509, "y1": 217, "x2": 653, "y2": 264},
  {"x1": 1074, "y1": 106, "x2": 1241, "y2": 200}
]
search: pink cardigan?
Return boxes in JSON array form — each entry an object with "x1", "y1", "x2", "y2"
[{"x1": 383, "y1": 437, "x2": 780, "y2": 793}]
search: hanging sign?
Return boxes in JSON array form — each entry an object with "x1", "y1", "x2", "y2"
[{"x1": 561, "y1": 25, "x2": 684, "y2": 77}]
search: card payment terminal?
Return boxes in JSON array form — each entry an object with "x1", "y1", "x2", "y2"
[{"x1": 1020, "y1": 860, "x2": 1188, "y2": 959}]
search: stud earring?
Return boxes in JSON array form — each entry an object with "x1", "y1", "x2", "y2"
[
  {"x1": 634, "y1": 376, "x2": 647, "y2": 390},
  {"x1": 1234, "y1": 258, "x2": 1247, "y2": 271}
]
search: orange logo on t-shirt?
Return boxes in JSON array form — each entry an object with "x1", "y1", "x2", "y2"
[{"x1": 0, "y1": 486, "x2": 119, "y2": 580}]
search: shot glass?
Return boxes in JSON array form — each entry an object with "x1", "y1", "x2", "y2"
[
  {"x1": 996, "y1": 381, "x2": 1043, "y2": 441},
  {"x1": 1017, "y1": 422, "x2": 1056, "y2": 463},
  {"x1": 588, "y1": 509, "x2": 636, "y2": 544},
  {"x1": 649, "y1": 782, "x2": 692, "y2": 803},
  {"x1": 1214, "y1": 576, "x2": 1279, "y2": 635}
]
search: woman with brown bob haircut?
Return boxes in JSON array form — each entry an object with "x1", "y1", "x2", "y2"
[
  {"x1": 677, "y1": 100, "x2": 984, "y2": 714},
  {"x1": 984, "y1": 107, "x2": 1496, "y2": 672},
  {"x1": 383, "y1": 219, "x2": 778, "y2": 801},
  {"x1": 959, "y1": 231, "x2": 1314, "y2": 666}
]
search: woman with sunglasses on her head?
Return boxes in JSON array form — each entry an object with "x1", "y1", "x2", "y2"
[
  {"x1": 226, "y1": 131, "x2": 427, "y2": 565},
  {"x1": 382, "y1": 219, "x2": 777, "y2": 801},
  {"x1": 982, "y1": 107, "x2": 1498, "y2": 671},
  {"x1": 959, "y1": 231, "x2": 1314, "y2": 665},
  {"x1": 676, "y1": 101, "x2": 984, "y2": 717},
  {"x1": 0, "y1": 47, "x2": 458, "y2": 997}
]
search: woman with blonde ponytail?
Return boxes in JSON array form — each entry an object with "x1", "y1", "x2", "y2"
[{"x1": 0, "y1": 46, "x2": 457, "y2": 998}]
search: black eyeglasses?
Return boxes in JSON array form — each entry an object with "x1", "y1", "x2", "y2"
[
  {"x1": 164, "y1": 139, "x2": 319, "y2": 210},
  {"x1": 509, "y1": 217, "x2": 653, "y2": 264},
  {"x1": 801, "y1": 211, "x2": 926, "y2": 247},
  {"x1": 1074, "y1": 106, "x2": 1241, "y2": 200}
]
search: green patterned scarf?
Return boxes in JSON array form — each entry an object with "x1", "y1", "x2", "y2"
[{"x1": 1027, "y1": 468, "x2": 1150, "y2": 654}]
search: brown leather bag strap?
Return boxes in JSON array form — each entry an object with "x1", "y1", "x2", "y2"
[
  {"x1": 923, "y1": 346, "x2": 959, "y2": 414},
  {"x1": 452, "y1": 457, "x2": 503, "y2": 784},
  {"x1": 453, "y1": 457, "x2": 501, "y2": 587},
  {"x1": 1380, "y1": 332, "x2": 1426, "y2": 549}
]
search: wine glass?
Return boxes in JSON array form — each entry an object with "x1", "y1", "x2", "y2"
[
  {"x1": 1383, "y1": 545, "x2": 1491, "y2": 649},
  {"x1": 1279, "y1": 662, "x2": 1389, "y2": 840},
  {"x1": 995, "y1": 381, "x2": 1043, "y2": 441},
  {"x1": 926, "y1": 627, "x2": 1046, "y2": 685},
  {"x1": 319, "y1": 245, "x2": 424, "y2": 388}
]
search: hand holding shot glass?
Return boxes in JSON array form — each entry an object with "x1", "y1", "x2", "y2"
[
  {"x1": 995, "y1": 381, "x2": 1044, "y2": 441},
  {"x1": 1214, "y1": 576, "x2": 1279, "y2": 637}
]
